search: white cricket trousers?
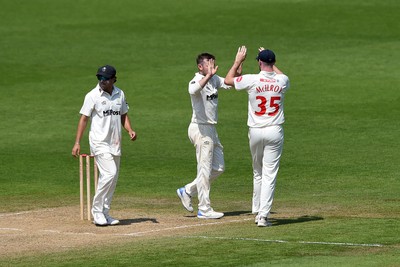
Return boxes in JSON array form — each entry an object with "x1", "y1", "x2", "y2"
[
  {"x1": 249, "y1": 125, "x2": 284, "y2": 218},
  {"x1": 185, "y1": 123, "x2": 225, "y2": 213},
  {"x1": 92, "y1": 153, "x2": 120, "y2": 216}
]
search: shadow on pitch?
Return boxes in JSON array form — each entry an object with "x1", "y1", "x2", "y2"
[
  {"x1": 270, "y1": 215, "x2": 323, "y2": 226},
  {"x1": 183, "y1": 210, "x2": 253, "y2": 218},
  {"x1": 224, "y1": 211, "x2": 323, "y2": 226},
  {"x1": 223, "y1": 211, "x2": 253, "y2": 217},
  {"x1": 118, "y1": 218, "x2": 159, "y2": 225}
]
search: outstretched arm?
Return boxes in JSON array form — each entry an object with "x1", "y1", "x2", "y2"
[{"x1": 225, "y1": 46, "x2": 247, "y2": 86}]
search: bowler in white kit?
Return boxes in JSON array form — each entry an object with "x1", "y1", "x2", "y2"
[{"x1": 176, "y1": 52, "x2": 242, "y2": 219}]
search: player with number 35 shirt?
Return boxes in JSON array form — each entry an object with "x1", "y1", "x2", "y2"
[
  {"x1": 234, "y1": 71, "x2": 289, "y2": 127},
  {"x1": 225, "y1": 46, "x2": 290, "y2": 227}
]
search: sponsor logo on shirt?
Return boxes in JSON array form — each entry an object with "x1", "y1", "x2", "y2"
[
  {"x1": 103, "y1": 109, "x2": 121, "y2": 116},
  {"x1": 206, "y1": 93, "x2": 218, "y2": 100},
  {"x1": 260, "y1": 78, "x2": 276, "y2": 82}
]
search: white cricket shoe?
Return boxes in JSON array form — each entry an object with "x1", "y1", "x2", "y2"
[
  {"x1": 257, "y1": 217, "x2": 272, "y2": 227},
  {"x1": 255, "y1": 214, "x2": 260, "y2": 224},
  {"x1": 105, "y1": 214, "x2": 120, "y2": 225},
  {"x1": 93, "y1": 213, "x2": 107, "y2": 226},
  {"x1": 176, "y1": 187, "x2": 193, "y2": 212},
  {"x1": 197, "y1": 210, "x2": 224, "y2": 219}
]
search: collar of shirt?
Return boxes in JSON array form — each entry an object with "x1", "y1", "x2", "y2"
[
  {"x1": 95, "y1": 84, "x2": 120, "y2": 97},
  {"x1": 260, "y1": 71, "x2": 276, "y2": 77}
]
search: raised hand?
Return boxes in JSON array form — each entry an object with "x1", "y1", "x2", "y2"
[
  {"x1": 207, "y1": 58, "x2": 218, "y2": 76},
  {"x1": 235, "y1": 46, "x2": 247, "y2": 64}
]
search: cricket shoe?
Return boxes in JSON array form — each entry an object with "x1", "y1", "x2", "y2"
[
  {"x1": 257, "y1": 217, "x2": 272, "y2": 227},
  {"x1": 254, "y1": 214, "x2": 260, "y2": 224},
  {"x1": 176, "y1": 187, "x2": 193, "y2": 212},
  {"x1": 105, "y1": 214, "x2": 120, "y2": 225},
  {"x1": 93, "y1": 213, "x2": 107, "y2": 226},
  {"x1": 197, "y1": 210, "x2": 224, "y2": 219}
]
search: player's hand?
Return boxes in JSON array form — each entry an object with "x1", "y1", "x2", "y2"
[
  {"x1": 258, "y1": 47, "x2": 265, "y2": 52},
  {"x1": 235, "y1": 46, "x2": 247, "y2": 64},
  {"x1": 129, "y1": 130, "x2": 137, "y2": 141},
  {"x1": 72, "y1": 144, "x2": 80, "y2": 157},
  {"x1": 207, "y1": 58, "x2": 218, "y2": 76}
]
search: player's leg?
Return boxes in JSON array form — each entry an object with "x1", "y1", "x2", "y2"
[
  {"x1": 191, "y1": 124, "x2": 224, "y2": 218},
  {"x1": 185, "y1": 124, "x2": 223, "y2": 195},
  {"x1": 209, "y1": 133, "x2": 225, "y2": 183},
  {"x1": 184, "y1": 123, "x2": 202, "y2": 197},
  {"x1": 177, "y1": 123, "x2": 201, "y2": 213},
  {"x1": 92, "y1": 153, "x2": 119, "y2": 225},
  {"x1": 196, "y1": 135, "x2": 214, "y2": 213},
  {"x1": 177, "y1": 138, "x2": 203, "y2": 213},
  {"x1": 258, "y1": 125, "x2": 284, "y2": 219},
  {"x1": 195, "y1": 135, "x2": 224, "y2": 219},
  {"x1": 249, "y1": 128, "x2": 264, "y2": 215},
  {"x1": 184, "y1": 143, "x2": 202, "y2": 197},
  {"x1": 103, "y1": 156, "x2": 120, "y2": 215}
]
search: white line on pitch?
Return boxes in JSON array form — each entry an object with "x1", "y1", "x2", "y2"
[
  {"x1": 0, "y1": 209, "x2": 54, "y2": 217},
  {"x1": 182, "y1": 235, "x2": 384, "y2": 248},
  {"x1": 0, "y1": 228, "x2": 22, "y2": 231},
  {"x1": 40, "y1": 230, "x2": 62, "y2": 233}
]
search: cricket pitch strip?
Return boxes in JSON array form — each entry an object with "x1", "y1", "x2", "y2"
[{"x1": 0, "y1": 205, "x2": 253, "y2": 258}]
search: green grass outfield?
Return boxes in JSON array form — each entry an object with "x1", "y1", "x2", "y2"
[{"x1": 1, "y1": 0, "x2": 399, "y2": 266}]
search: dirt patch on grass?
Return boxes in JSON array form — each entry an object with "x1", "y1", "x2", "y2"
[
  {"x1": 0, "y1": 206, "x2": 254, "y2": 258},
  {"x1": 2, "y1": 203, "x2": 388, "y2": 259}
]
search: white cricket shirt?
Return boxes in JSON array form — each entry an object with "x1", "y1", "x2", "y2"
[
  {"x1": 234, "y1": 71, "x2": 290, "y2": 128},
  {"x1": 79, "y1": 84, "x2": 129, "y2": 156},
  {"x1": 188, "y1": 73, "x2": 230, "y2": 124}
]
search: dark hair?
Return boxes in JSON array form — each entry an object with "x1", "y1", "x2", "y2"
[{"x1": 196, "y1": 53, "x2": 215, "y2": 65}]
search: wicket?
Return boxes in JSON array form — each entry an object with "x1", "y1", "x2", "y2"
[{"x1": 79, "y1": 154, "x2": 98, "y2": 220}]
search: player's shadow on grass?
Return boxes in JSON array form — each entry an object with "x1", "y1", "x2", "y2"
[
  {"x1": 118, "y1": 218, "x2": 159, "y2": 225},
  {"x1": 224, "y1": 211, "x2": 253, "y2": 217},
  {"x1": 270, "y1": 215, "x2": 323, "y2": 226},
  {"x1": 183, "y1": 210, "x2": 252, "y2": 218},
  {"x1": 224, "y1": 211, "x2": 323, "y2": 226}
]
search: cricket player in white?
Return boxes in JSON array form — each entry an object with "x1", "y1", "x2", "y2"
[
  {"x1": 225, "y1": 46, "x2": 290, "y2": 227},
  {"x1": 177, "y1": 53, "x2": 241, "y2": 219},
  {"x1": 72, "y1": 65, "x2": 136, "y2": 226}
]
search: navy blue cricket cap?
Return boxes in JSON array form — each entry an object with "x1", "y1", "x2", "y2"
[
  {"x1": 96, "y1": 65, "x2": 116, "y2": 79},
  {"x1": 256, "y1": 49, "x2": 276, "y2": 64}
]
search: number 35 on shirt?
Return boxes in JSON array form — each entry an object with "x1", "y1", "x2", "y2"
[{"x1": 254, "y1": 96, "x2": 281, "y2": 117}]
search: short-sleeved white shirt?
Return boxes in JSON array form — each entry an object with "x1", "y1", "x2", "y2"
[
  {"x1": 189, "y1": 73, "x2": 230, "y2": 124},
  {"x1": 79, "y1": 84, "x2": 129, "y2": 156},
  {"x1": 234, "y1": 71, "x2": 290, "y2": 128}
]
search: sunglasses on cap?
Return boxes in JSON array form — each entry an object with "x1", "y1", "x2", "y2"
[{"x1": 97, "y1": 76, "x2": 111, "y2": 81}]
